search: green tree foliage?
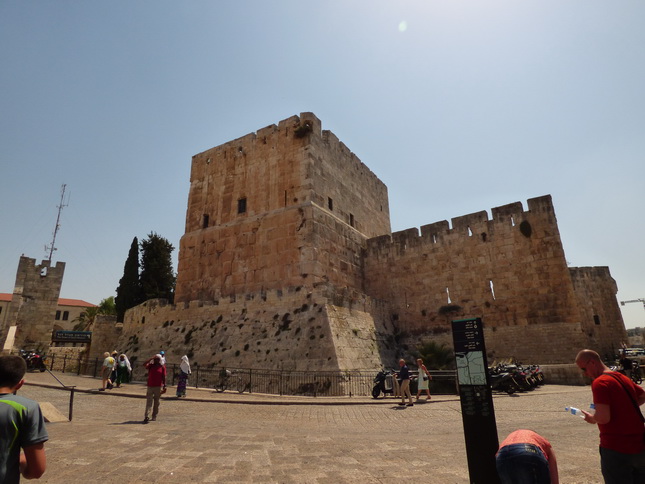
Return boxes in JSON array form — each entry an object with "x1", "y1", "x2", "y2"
[
  {"x1": 73, "y1": 297, "x2": 117, "y2": 331},
  {"x1": 140, "y1": 232, "x2": 176, "y2": 302},
  {"x1": 99, "y1": 296, "x2": 116, "y2": 315},
  {"x1": 115, "y1": 237, "x2": 144, "y2": 322},
  {"x1": 416, "y1": 340, "x2": 455, "y2": 370}
]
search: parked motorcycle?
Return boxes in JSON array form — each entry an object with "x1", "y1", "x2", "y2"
[
  {"x1": 372, "y1": 369, "x2": 397, "y2": 398},
  {"x1": 632, "y1": 361, "x2": 643, "y2": 384},
  {"x1": 610, "y1": 360, "x2": 643, "y2": 385},
  {"x1": 488, "y1": 365, "x2": 520, "y2": 394},
  {"x1": 19, "y1": 349, "x2": 47, "y2": 372}
]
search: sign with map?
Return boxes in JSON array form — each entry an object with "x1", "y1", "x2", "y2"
[{"x1": 452, "y1": 318, "x2": 500, "y2": 484}]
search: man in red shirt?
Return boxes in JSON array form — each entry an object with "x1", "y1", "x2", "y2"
[
  {"x1": 576, "y1": 349, "x2": 645, "y2": 483},
  {"x1": 143, "y1": 354, "x2": 167, "y2": 424}
]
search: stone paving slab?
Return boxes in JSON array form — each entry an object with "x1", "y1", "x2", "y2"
[{"x1": 18, "y1": 371, "x2": 608, "y2": 483}]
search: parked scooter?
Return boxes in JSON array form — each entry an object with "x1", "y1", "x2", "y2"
[
  {"x1": 610, "y1": 359, "x2": 643, "y2": 385},
  {"x1": 632, "y1": 361, "x2": 643, "y2": 384},
  {"x1": 372, "y1": 369, "x2": 397, "y2": 398},
  {"x1": 19, "y1": 349, "x2": 47, "y2": 372},
  {"x1": 488, "y1": 365, "x2": 519, "y2": 394}
]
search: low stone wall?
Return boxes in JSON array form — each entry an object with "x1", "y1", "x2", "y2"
[
  {"x1": 541, "y1": 364, "x2": 588, "y2": 386},
  {"x1": 47, "y1": 346, "x2": 87, "y2": 373}
]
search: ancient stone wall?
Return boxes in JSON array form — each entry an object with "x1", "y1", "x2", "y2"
[
  {"x1": 364, "y1": 196, "x2": 582, "y2": 336},
  {"x1": 86, "y1": 315, "x2": 121, "y2": 361},
  {"x1": 118, "y1": 285, "x2": 395, "y2": 372},
  {"x1": 1, "y1": 257, "x2": 65, "y2": 352},
  {"x1": 570, "y1": 266, "x2": 626, "y2": 358},
  {"x1": 365, "y1": 196, "x2": 592, "y2": 362}
]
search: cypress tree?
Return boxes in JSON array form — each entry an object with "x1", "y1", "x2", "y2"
[
  {"x1": 115, "y1": 237, "x2": 144, "y2": 322},
  {"x1": 139, "y1": 232, "x2": 176, "y2": 302}
]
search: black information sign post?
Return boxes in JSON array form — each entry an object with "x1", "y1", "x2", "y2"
[{"x1": 452, "y1": 318, "x2": 500, "y2": 484}]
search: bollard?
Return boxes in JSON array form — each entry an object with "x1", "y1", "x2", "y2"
[{"x1": 68, "y1": 387, "x2": 75, "y2": 421}]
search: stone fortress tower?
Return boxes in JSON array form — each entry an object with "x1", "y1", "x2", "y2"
[
  {"x1": 1, "y1": 256, "x2": 66, "y2": 352},
  {"x1": 117, "y1": 113, "x2": 627, "y2": 370}
]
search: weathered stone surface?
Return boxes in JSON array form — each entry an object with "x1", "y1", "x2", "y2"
[{"x1": 110, "y1": 113, "x2": 626, "y2": 370}]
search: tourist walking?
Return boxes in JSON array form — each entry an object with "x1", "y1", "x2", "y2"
[
  {"x1": 176, "y1": 355, "x2": 191, "y2": 397},
  {"x1": 575, "y1": 349, "x2": 645, "y2": 483},
  {"x1": 109, "y1": 351, "x2": 119, "y2": 384},
  {"x1": 115, "y1": 353, "x2": 132, "y2": 388},
  {"x1": 100, "y1": 352, "x2": 115, "y2": 391},
  {"x1": 398, "y1": 359, "x2": 414, "y2": 406},
  {"x1": 143, "y1": 354, "x2": 167, "y2": 423},
  {"x1": 415, "y1": 358, "x2": 432, "y2": 401}
]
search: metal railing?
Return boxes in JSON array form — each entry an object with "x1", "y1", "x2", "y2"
[{"x1": 42, "y1": 354, "x2": 458, "y2": 397}]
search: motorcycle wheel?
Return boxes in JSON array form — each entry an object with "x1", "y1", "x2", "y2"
[
  {"x1": 371, "y1": 387, "x2": 381, "y2": 399},
  {"x1": 39, "y1": 367, "x2": 46, "y2": 372}
]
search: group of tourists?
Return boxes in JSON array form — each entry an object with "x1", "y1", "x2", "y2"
[
  {"x1": 100, "y1": 351, "x2": 132, "y2": 391},
  {"x1": 394, "y1": 358, "x2": 433, "y2": 406},
  {"x1": 100, "y1": 349, "x2": 192, "y2": 423}
]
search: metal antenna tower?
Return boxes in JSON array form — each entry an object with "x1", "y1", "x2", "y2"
[
  {"x1": 45, "y1": 184, "x2": 69, "y2": 262},
  {"x1": 621, "y1": 299, "x2": 645, "y2": 311}
]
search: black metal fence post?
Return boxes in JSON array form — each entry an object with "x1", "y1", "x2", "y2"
[{"x1": 68, "y1": 387, "x2": 75, "y2": 421}]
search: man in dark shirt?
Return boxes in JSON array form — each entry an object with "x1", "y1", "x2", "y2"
[
  {"x1": 143, "y1": 354, "x2": 167, "y2": 423},
  {"x1": 398, "y1": 359, "x2": 414, "y2": 407}
]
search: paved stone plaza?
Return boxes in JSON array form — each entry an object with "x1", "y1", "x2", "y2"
[{"x1": 20, "y1": 371, "x2": 608, "y2": 483}]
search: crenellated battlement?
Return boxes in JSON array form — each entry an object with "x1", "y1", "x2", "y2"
[{"x1": 367, "y1": 195, "x2": 555, "y2": 254}]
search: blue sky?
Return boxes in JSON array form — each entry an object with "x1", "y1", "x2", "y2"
[{"x1": 1, "y1": 1, "x2": 643, "y2": 329}]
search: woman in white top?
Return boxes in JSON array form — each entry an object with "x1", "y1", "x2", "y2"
[{"x1": 416, "y1": 358, "x2": 432, "y2": 401}]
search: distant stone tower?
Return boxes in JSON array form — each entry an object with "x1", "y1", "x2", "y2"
[{"x1": 1, "y1": 256, "x2": 65, "y2": 352}]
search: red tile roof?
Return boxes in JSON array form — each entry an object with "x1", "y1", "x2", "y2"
[
  {"x1": 0, "y1": 293, "x2": 96, "y2": 307},
  {"x1": 58, "y1": 298, "x2": 97, "y2": 308}
]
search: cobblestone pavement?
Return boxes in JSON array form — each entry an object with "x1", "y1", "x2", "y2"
[{"x1": 19, "y1": 371, "x2": 606, "y2": 483}]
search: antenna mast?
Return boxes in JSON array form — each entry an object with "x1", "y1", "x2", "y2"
[{"x1": 45, "y1": 184, "x2": 69, "y2": 262}]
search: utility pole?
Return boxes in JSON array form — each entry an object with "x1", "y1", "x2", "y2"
[{"x1": 45, "y1": 184, "x2": 69, "y2": 262}]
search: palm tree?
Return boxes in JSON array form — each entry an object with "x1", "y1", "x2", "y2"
[
  {"x1": 72, "y1": 297, "x2": 116, "y2": 331},
  {"x1": 416, "y1": 340, "x2": 455, "y2": 370}
]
